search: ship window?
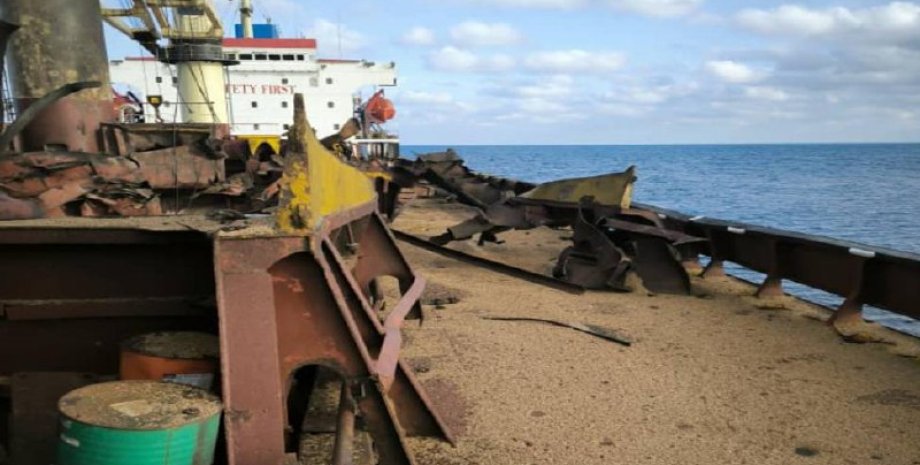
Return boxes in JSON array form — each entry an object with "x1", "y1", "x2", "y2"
[
  {"x1": 155, "y1": 76, "x2": 163, "y2": 83},
  {"x1": 327, "y1": 101, "x2": 334, "y2": 108},
  {"x1": 309, "y1": 77, "x2": 318, "y2": 87},
  {"x1": 282, "y1": 78, "x2": 289, "y2": 84},
  {"x1": 282, "y1": 101, "x2": 288, "y2": 108},
  {"x1": 255, "y1": 54, "x2": 267, "y2": 60},
  {"x1": 240, "y1": 54, "x2": 253, "y2": 60},
  {"x1": 282, "y1": 54, "x2": 294, "y2": 61},
  {"x1": 269, "y1": 54, "x2": 281, "y2": 61},
  {"x1": 227, "y1": 53, "x2": 237, "y2": 60},
  {"x1": 251, "y1": 101, "x2": 258, "y2": 108},
  {"x1": 325, "y1": 77, "x2": 333, "y2": 85},
  {"x1": 296, "y1": 55, "x2": 305, "y2": 61},
  {"x1": 254, "y1": 124, "x2": 260, "y2": 130},
  {"x1": 334, "y1": 124, "x2": 341, "y2": 130},
  {"x1": 172, "y1": 76, "x2": 178, "y2": 85},
  {"x1": 283, "y1": 124, "x2": 290, "y2": 130}
]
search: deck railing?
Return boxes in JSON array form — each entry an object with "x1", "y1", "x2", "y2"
[{"x1": 634, "y1": 202, "x2": 920, "y2": 329}]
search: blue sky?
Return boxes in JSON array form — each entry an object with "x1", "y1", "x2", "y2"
[{"x1": 104, "y1": 1, "x2": 920, "y2": 144}]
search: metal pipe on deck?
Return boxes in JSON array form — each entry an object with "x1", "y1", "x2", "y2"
[
  {"x1": 331, "y1": 382, "x2": 356, "y2": 465},
  {"x1": 0, "y1": 0, "x2": 115, "y2": 152}
]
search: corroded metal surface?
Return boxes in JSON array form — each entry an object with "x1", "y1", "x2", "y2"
[
  {"x1": 0, "y1": 226, "x2": 216, "y2": 373},
  {"x1": 211, "y1": 92, "x2": 451, "y2": 464},
  {"x1": 403, "y1": 152, "x2": 697, "y2": 294},
  {"x1": 215, "y1": 207, "x2": 451, "y2": 465},
  {"x1": 1, "y1": 0, "x2": 115, "y2": 152},
  {"x1": 554, "y1": 204, "x2": 700, "y2": 294},
  {"x1": 0, "y1": 1, "x2": 448, "y2": 462},
  {"x1": 9, "y1": 372, "x2": 96, "y2": 465},
  {"x1": 277, "y1": 94, "x2": 379, "y2": 233},
  {"x1": 0, "y1": 141, "x2": 228, "y2": 219},
  {"x1": 393, "y1": 229, "x2": 585, "y2": 294},
  {"x1": 0, "y1": 82, "x2": 102, "y2": 152},
  {"x1": 0, "y1": 210, "x2": 451, "y2": 465}
]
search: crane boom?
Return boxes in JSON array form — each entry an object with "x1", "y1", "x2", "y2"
[{"x1": 100, "y1": 0, "x2": 230, "y2": 124}]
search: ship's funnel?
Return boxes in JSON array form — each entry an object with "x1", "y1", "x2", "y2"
[{"x1": 1, "y1": 0, "x2": 115, "y2": 152}]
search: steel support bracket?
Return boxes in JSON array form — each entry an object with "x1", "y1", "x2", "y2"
[{"x1": 214, "y1": 204, "x2": 452, "y2": 465}]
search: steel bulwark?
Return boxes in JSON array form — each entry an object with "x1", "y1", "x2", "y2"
[
  {"x1": 0, "y1": 227, "x2": 216, "y2": 375},
  {"x1": 635, "y1": 202, "x2": 920, "y2": 329}
]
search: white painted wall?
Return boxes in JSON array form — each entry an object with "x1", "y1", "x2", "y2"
[{"x1": 108, "y1": 47, "x2": 396, "y2": 139}]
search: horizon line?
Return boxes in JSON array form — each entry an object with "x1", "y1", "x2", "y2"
[{"x1": 400, "y1": 142, "x2": 920, "y2": 147}]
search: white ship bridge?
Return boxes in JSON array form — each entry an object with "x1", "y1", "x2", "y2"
[{"x1": 109, "y1": 35, "x2": 397, "y2": 153}]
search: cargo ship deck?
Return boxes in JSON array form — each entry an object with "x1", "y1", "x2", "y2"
[{"x1": 393, "y1": 198, "x2": 920, "y2": 465}]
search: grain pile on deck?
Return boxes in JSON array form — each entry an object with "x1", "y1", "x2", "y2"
[{"x1": 395, "y1": 198, "x2": 920, "y2": 465}]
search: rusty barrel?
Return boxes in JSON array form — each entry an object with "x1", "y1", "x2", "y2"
[
  {"x1": 120, "y1": 332, "x2": 219, "y2": 391},
  {"x1": 57, "y1": 380, "x2": 222, "y2": 465}
]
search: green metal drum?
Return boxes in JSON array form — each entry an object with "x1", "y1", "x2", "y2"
[{"x1": 57, "y1": 380, "x2": 222, "y2": 465}]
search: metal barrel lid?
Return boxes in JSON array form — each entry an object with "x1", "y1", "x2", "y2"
[
  {"x1": 121, "y1": 332, "x2": 219, "y2": 360},
  {"x1": 59, "y1": 380, "x2": 222, "y2": 430}
]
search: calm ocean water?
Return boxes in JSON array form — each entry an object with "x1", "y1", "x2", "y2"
[{"x1": 404, "y1": 144, "x2": 920, "y2": 337}]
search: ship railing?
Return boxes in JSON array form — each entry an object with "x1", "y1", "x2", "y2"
[
  {"x1": 350, "y1": 137, "x2": 400, "y2": 161},
  {"x1": 634, "y1": 202, "x2": 920, "y2": 332}
]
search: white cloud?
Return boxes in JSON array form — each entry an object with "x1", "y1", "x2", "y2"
[
  {"x1": 738, "y1": 5, "x2": 837, "y2": 36},
  {"x1": 461, "y1": 0, "x2": 586, "y2": 8},
  {"x1": 305, "y1": 19, "x2": 366, "y2": 56},
  {"x1": 596, "y1": 103, "x2": 652, "y2": 117},
  {"x1": 450, "y1": 21, "x2": 524, "y2": 46},
  {"x1": 603, "y1": 80, "x2": 700, "y2": 104},
  {"x1": 514, "y1": 75, "x2": 575, "y2": 98},
  {"x1": 427, "y1": 46, "x2": 517, "y2": 72},
  {"x1": 736, "y1": 2, "x2": 920, "y2": 41},
  {"x1": 453, "y1": 0, "x2": 700, "y2": 16},
  {"x1": 724, "y1": 3, "x2": 920, "y2": 111},
  {"x1": 400, "y1": 91, "x2": 456, "y2": 105},
  {"x1": 705, "y1": 60, "x2": 763, "y2": 83},
  {"x1": 401, "y1": 27, "x2": 436, "y2": 46},
  {"x1": 744, "y1": 86, "x2": 790, "y2": 101},
  {"x1": 429, "y1": 47, "x2": 477, "y2": 71},
  {"x1": 608, "y1": 0, "x2": 703, "y2": 17},
  {"x1": 494, "y1": 105, "x2": 587, "y2": 124},
  {"x1": 489, "y1": 54, "x2": 517, "y2": 70},
  {"x1": 517, "y1": 98, "x2": 571, "y2": 113},
  {"x1": 524, "y1": 49, "x2": 626, "y2": 73}
]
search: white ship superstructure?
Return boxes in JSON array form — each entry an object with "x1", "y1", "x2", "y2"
[{"x1": 109, "y1": 36, "x2": 397, "y2": 142}]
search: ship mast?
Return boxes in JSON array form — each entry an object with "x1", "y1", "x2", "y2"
[{"x1": 240, "y1": 0, "x2": 254, "y2": 38}]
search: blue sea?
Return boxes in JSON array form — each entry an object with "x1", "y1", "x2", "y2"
[{"x1": 404, "y1": 144, "x2": 920, "y2": 337}]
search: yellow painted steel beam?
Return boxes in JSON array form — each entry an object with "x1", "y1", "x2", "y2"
[
  {"x1": 277, "y1": 94, "x2": 377, "y2": 233},
  {"x1": 519, "y1": 166, "x2": 636, "y2": 209},
  {"x1": 237, "y1": 135, "x2": 282, "y2": 156}
]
